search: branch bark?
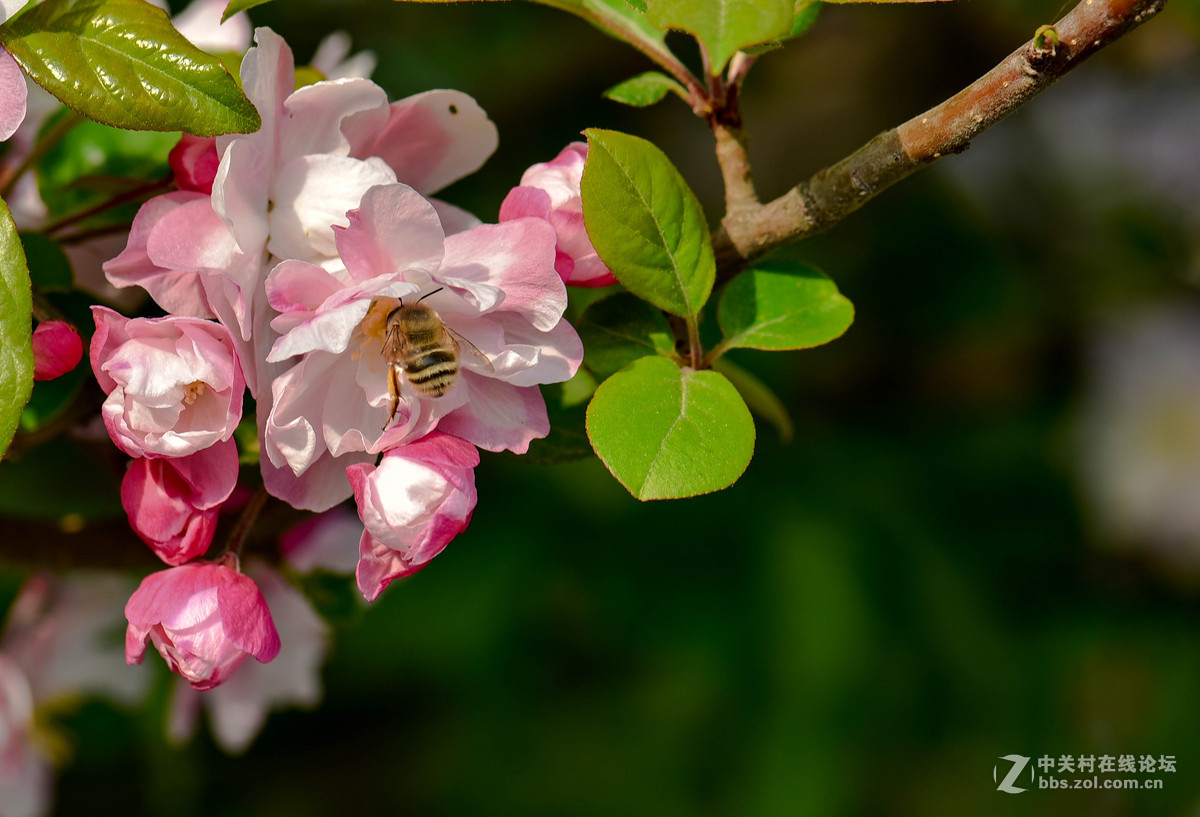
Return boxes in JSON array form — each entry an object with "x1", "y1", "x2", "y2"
[{"x1": 712, "y1": 0, "x2": 1170, "y2": 276}]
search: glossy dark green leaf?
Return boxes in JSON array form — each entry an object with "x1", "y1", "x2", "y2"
[
  {"x1": 716, "y1": 259, "x2": 853, "y2": 353},
  {"x1": 0, "y1": 0, "x2": 260, "y2": 135},
  {"x1": 0, "y1": 199, "x2": 33, "y2": 460},
  {"x1": 645, "y1": 0, "x2": 791, "y2": 74},
  {"x1": 578, "y1": 292, "x2": 676, "y2": 378},
  {"x1": 582, "y1": 129, "x2": 714, "y2": 318},
  {"x1": 603, "y1": 71, "x2": 687, "y2": 107},
  {"x1": 586, "y1": 355, "x2": 754, "y2": 500}
]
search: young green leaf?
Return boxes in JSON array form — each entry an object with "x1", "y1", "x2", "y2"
[
  {"x1": 582, "y1": 128, "x2": 715, "y2": 318},
  {"x1": 790, "y1": 0, "x2": 821, "y2": 37},
  {"x1": 577, "y1": 292, "x2": 677, "y2": 378},
  {"x1": 0, "y1": 199, "x2": 34, "y2": 459},
  {"x1": 645, "y1": 0, "x2": 792, "y2": 74},
  {"x1": 0, "y1": 0, "x2": 260, "y2": 136},
  {"x1": 222, "y1": 0, "x2": 274, "y2": 22},
  {"x1": 586, "y1": 356, "x2": 755, "y2": 500},
  {"x1": 716, "y1": 259, "x2": 853, "y2": 354},
  {"x1": 603, "y1": 71, "x2": 688, "y2": 107}
]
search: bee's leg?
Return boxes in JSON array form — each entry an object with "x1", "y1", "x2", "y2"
[{"x1": 384, "y1": 365, "x2": 402, "y2": 429}]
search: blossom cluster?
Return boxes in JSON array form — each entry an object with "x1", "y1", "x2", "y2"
[{"x1": 56, "y1": 23, "x2": 605, "y2": 731}]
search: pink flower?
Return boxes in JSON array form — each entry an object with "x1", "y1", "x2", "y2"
[
  {"x1": 261, "y1": 183, "x2": 582, "y2": 510},
  {"x1": 30, "y1": 321, "x2": 82, "y2": 381},
  {"x1": 168, "y1": 563, "x2": 328, "y2": 753},
  {"x1": 125, "y1": 555, "x2": 280, "y2": 691},
  {"x1": 120, "y1": 439, "x2": 240, "y2": 565},
  {"x1": 499, "y1": 142, "x2": 616, "y2": 287},
  {"x1": 90, "y1": 306, "x2": 245, "y2": 458},
  {"x1": 348, "y1": 432, "x2": 479, "y2": 602},
  {"x1": 0, "y1": 46, "x2": 25, "y2": 142}
]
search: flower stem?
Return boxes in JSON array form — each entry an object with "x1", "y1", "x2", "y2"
[{"x1": 223, "y1": 486, "x2": 269, "y2": 560}]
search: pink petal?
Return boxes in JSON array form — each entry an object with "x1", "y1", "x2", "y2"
[
  {"x1": 437, "y1": 374, "x2": 549, "y2": 453},
  {"x1": 336, "y1": 183, "x2": 445, "y2": 283},
  {"x1": 0, "y1": 46, "x2": 27, "y2": 141},
  {"x1": 216, "y1": 572, "x2": 281, "y2": 663},
  {"x1": 439, "y1": 219, "x2": 566, "y2": 332},
  {"x1": 348, "y1": 89, "x2": 498, "y2": 195}
]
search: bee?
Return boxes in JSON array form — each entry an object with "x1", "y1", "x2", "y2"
[{"x1": 375, "y1": 288, "x2": 493, "y2": 427}]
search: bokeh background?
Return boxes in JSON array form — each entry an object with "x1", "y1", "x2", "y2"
[{"x1": 5, "y1": 0, "x2": 1200, "y2": 814}]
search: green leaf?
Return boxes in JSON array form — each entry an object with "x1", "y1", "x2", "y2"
[
  {"x1": 603, "y1": 71, "x2": 687, "y2": 107},
  {"x1": 222, "y1": 0, "x2": 273, "y2": 22},
  {"x1": 582, "y1": 129, "x2": 714, "y2": 318},
  {"x1": 789, "y1": 0, "x2": 821, "y2": 37},
  {"x1": 20, "y1": 364, "x2": 86, "y2": 432},
  {"x1": 645, "y1": 0, "x2": 791, "y2": 74},
  {"x1": 586, "y1": 356, "x2": 754, "y2": 500},
  {"x1": 20, "y1": 232, "x2": 73, "y2": 292},
  {"x1": 35, "y1": 112, "x2": 175, "y2": 222},
  {"x1": 711, "y1": 357, "x2": 793, "y2": 443},
  {"x1": 821, "y1": 0, "x2": 955, "y2": 3},
  {"x1": 578, "y1": 292, "x2": 677, "y2": 378},
  {"x1": 716, "y1": 259, "x2": 853, "y2": 353},
  {"x1": 0, "y1": 0, "x2": 260, "y2": 136},
  {"x1": 0, "y1": 199, "x2": 33, "y2": 460}
]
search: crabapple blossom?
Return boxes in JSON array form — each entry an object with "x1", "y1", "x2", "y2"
[
  {"x1": 120, "y1": 439, "x2": 240, "y2": 565},
  {"x1": 348, "y1": 432, "x2": 479, "y2": 602},
  {"x1": 168, "y1": 135, "x2": 219, "y2": 195},
  {"x1": 90, "y1": 307, "x2": 245, "y2": 459},
  {"x1": 125, "y1": 555, "x2": 280, "y2": 691},
  {"x1": 168, "y1": 563, "x2": 328, "y2": 753},
  {"x1": 499, "y1": 142, "x2": 616, "y2": 287},
  {"x1": 262, "y1": 182, "x2": 582, "y2": 510},
  {"x1": 30, "y1": 321, "x2": 82, "y2": 381}
]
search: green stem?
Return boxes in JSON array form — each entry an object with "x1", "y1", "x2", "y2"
[{"x1": 686, "y1": 315, "x2": 702, "y2": 369}]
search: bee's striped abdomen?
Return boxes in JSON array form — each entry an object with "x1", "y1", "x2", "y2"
[{"x1": 406, "y1": 347, "x2": 459, "y2": 397}]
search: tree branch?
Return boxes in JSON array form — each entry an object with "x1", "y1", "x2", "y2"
[{"x1": 712, "y1": 0, "x2": 1170, "y2": 276}]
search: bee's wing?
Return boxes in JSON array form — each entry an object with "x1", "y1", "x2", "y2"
[{"x1": 446, "y1": 326, "x2": 496, "y2": 373}]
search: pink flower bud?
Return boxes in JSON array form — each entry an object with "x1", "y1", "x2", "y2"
[
  {"x1": 347, "y1": 432, "x2": 479, "y2": 602},
  {"x1": 31, "y1": 320, "x2": 83, "y2": 381},
  {"x1": 168, "y1": 134, "x2": 219, "y2": 195},
  {"x1": 121, "y1": 439, "x2": 240, "y2": 565},
  {"x1": 125, "y1": 555, "x2": 280, "y2": 691},
  {"x1": 499, "y1": 142, "x2": 617, "y2": 288},
  {"x1": 90, "y1": 306, "x2": 245, "y2": 458}
]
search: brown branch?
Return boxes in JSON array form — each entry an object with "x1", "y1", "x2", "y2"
[{"x1": 712, "y1": 0, "x2": 1170, "y2": 276}]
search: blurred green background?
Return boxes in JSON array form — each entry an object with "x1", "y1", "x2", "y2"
[{"x1": 10, "y1": 0, "x2": 1200, "y2": 814}]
